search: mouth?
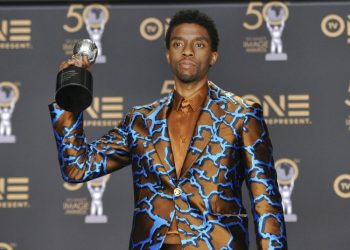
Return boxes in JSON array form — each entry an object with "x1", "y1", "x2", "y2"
[{"x1": 178, "y1": 59, "x2": 196, "y2": 69}]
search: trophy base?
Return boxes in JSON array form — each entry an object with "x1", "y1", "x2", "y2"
[
  {"x1": 85, "y1": 215, "x2": 108, "y2": 223},
  {"x1": 0, "y1": 135, "x2": 16, "y2": 143},
  {"x1": 284, "y1": 213, "x2": 297, "y2": 222},
  {"x1": 96, "y1": 55, "x2": 106, "y2": 64},
  {"x1": 265, "y1": 53, "x2": 288, "y2": 61}
]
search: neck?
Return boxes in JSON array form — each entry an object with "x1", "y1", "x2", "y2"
[{"x1": 174, "y1": 77, "x2": 208, "y2": 98}]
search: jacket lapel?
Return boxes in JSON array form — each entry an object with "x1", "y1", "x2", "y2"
[
  {"x1": 180, "y1": 82, "x2": 226, "y2": 177},
  {"x1": 147, "y1": 93, "x2": 177, "y2": 181}
]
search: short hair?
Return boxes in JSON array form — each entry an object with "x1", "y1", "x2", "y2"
[{"x1": 165, "y1": 9, "x2": 219, "y2": 52}]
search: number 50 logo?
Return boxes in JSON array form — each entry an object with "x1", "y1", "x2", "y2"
[
  {"x1": 243, "y1": 2, "x2": 289, "y2": 30},
  {"x1": 0, "y1": 243, "x2": 14, "y2": 250},
  {"x1": 63, "y1": 4, "x2": 109, "y2": 33}
]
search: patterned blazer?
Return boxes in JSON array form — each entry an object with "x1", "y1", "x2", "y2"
[{"x1": 49, "y1": 81, "x2": 287, "y2": 250}]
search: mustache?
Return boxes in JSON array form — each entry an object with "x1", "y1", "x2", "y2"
[{"x1": 178, "y1": 59, "x2": 197, "y2": 66}]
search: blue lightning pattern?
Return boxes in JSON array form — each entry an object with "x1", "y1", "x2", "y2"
[{"x1": 49, "y1": 82, "x2": 287, "y2": 249}]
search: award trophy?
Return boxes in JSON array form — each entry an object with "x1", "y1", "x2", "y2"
[
  {"x1": 55, "y1": 39, "x2": 98, "y2": 113},
  {"x1": 0, "y1": 82, "x2": 19, "y2": 143},
  {"x1": 84, "y1": 5, "x2": 108, "y2": 63},
  {"x1": 275, "y1": 159, "x2": 299, "y2": 222},
  {"x1": 263, "y1": 2, "x2": 289, "y2": 61},
  {"x1": 85, "y1": 175, "x2": 109, "y2": 223}
]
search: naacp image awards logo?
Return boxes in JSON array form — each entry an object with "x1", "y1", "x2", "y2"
[
  {"x1": 264, "y1": 2, "x2": 288, "y2": 61},
  {"x1": 275, "y1": 158, "x2": 299, "y2": 222},
  {"x1": 242, "y1": 2, "x2": 289, "y2": 61},
  {"x1": 62, "y1": 4, "x2": 109, "y2": 64},
  {"x1": 0, "y1": 82, "x2": 19, "y2": 143},
  {"x1": 85, "y1": 175, "x2": 110, "y2": 223},
  {"x1": 83, "y1": 4, "x2": 109, "y2": 63},
  {"x1": 62, "y1": 174, "x2": 110, "y2": 224}
]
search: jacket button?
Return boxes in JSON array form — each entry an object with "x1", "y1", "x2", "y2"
[{"x1": 174, "y1": 187, "x2": 182, "y2": 197}]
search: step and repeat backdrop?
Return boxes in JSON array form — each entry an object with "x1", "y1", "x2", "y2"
[{"x1": 0, "y1": 1, "x2": 349, "y2": 250}]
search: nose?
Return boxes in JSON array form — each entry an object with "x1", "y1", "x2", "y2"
[{"x1": 182, "y1": 43, "x2": 194, "y2": 57}]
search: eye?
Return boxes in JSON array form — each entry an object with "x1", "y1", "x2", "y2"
[
  {"x1": 195, "y1": 42, "x2": 205, "y2": 48},
  {"x1": 173, "y1": 41, "x2": 183, "y2": 48}
]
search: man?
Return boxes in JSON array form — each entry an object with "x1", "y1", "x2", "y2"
[{"x1": 50, "y1": 10, "x2": 287, "y2": 250}]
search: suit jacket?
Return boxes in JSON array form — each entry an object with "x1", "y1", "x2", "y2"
[{"x1": 49, "y1": 81, "x2": 287, "y2": 250}]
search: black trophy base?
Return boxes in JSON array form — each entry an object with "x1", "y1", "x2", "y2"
[{"x1": 56, "y1": 65, "x2": 93, "y2": 113}]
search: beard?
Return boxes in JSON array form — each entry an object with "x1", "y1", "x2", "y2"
[
  {"x1": 176, "y1": 72, "x2": 199, "y2": 84},
  {"x1": 174, "y1": 64, "x2": 207, "y2": 84}
]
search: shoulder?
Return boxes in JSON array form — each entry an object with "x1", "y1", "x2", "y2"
[
  {"x1": 212, "y1": 83, "x2": 262, "y2": 114},
  {"x1": 128, "y1": 94, "x2": 171, "y2": 117},
  {"x1": 213, "y1": 85, "x2": 267, "y2": 132}
]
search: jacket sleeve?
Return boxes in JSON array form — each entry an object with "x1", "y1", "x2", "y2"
[
  {"x1": 48, "y1": 102, "x2": 132, "y2": 183},
  {"x1": 241, "y1": 102, "x2": 288, "y2": 250}
]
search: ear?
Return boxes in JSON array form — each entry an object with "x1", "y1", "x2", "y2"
[
  {"x1": 166, "y1": 50, "x2": 170, "y2": 64},
  {"x1": 209, "y1": 51, "x2": 218, "y2": 66}
]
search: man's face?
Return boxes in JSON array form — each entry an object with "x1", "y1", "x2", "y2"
[{"x1": 166, "y1": 23, "x2": 218, "y2": 84}]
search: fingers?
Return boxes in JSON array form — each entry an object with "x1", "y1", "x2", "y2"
[
  {"x1": 73, "y1": 55, "x2": 91, "y2": 69},
  {"x1": 58, "y1": 55, "x2": 91, "y2": 71},
  {"x1": 59, "y1": 60, "x2": 71, "y2": 71},
  {"x1": 81, "y1": 55, "x2": 92, "y2": 72},
  {"x1": 71, "y1": 55, "x2": 83, "y2": 67},
  {"x1": 81, "y1": 55, "x2": 89, "y2": 65}
]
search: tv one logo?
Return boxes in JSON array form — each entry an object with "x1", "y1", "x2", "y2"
[
  {"x1": 0, "y1": 19, "x2": 32, "y2": 49},
  {"x1": 243, "y1": 94, "x2": 311, "y2": 125},
  {"x1": 0, "y1": 177, "x2": 30, "y2": 208},
  {"x1": 334, "y1": 174, "x2": 350, "y2": 199},
  {"x1": 84, "y1": 96, "x2": 124, "y2": 127},
  {"x1": 140, "y1": 17, "x2": 170, "y2": 41},
  {"x1": 321, "y1": 14, "x2": 350, "y2": 43}
]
